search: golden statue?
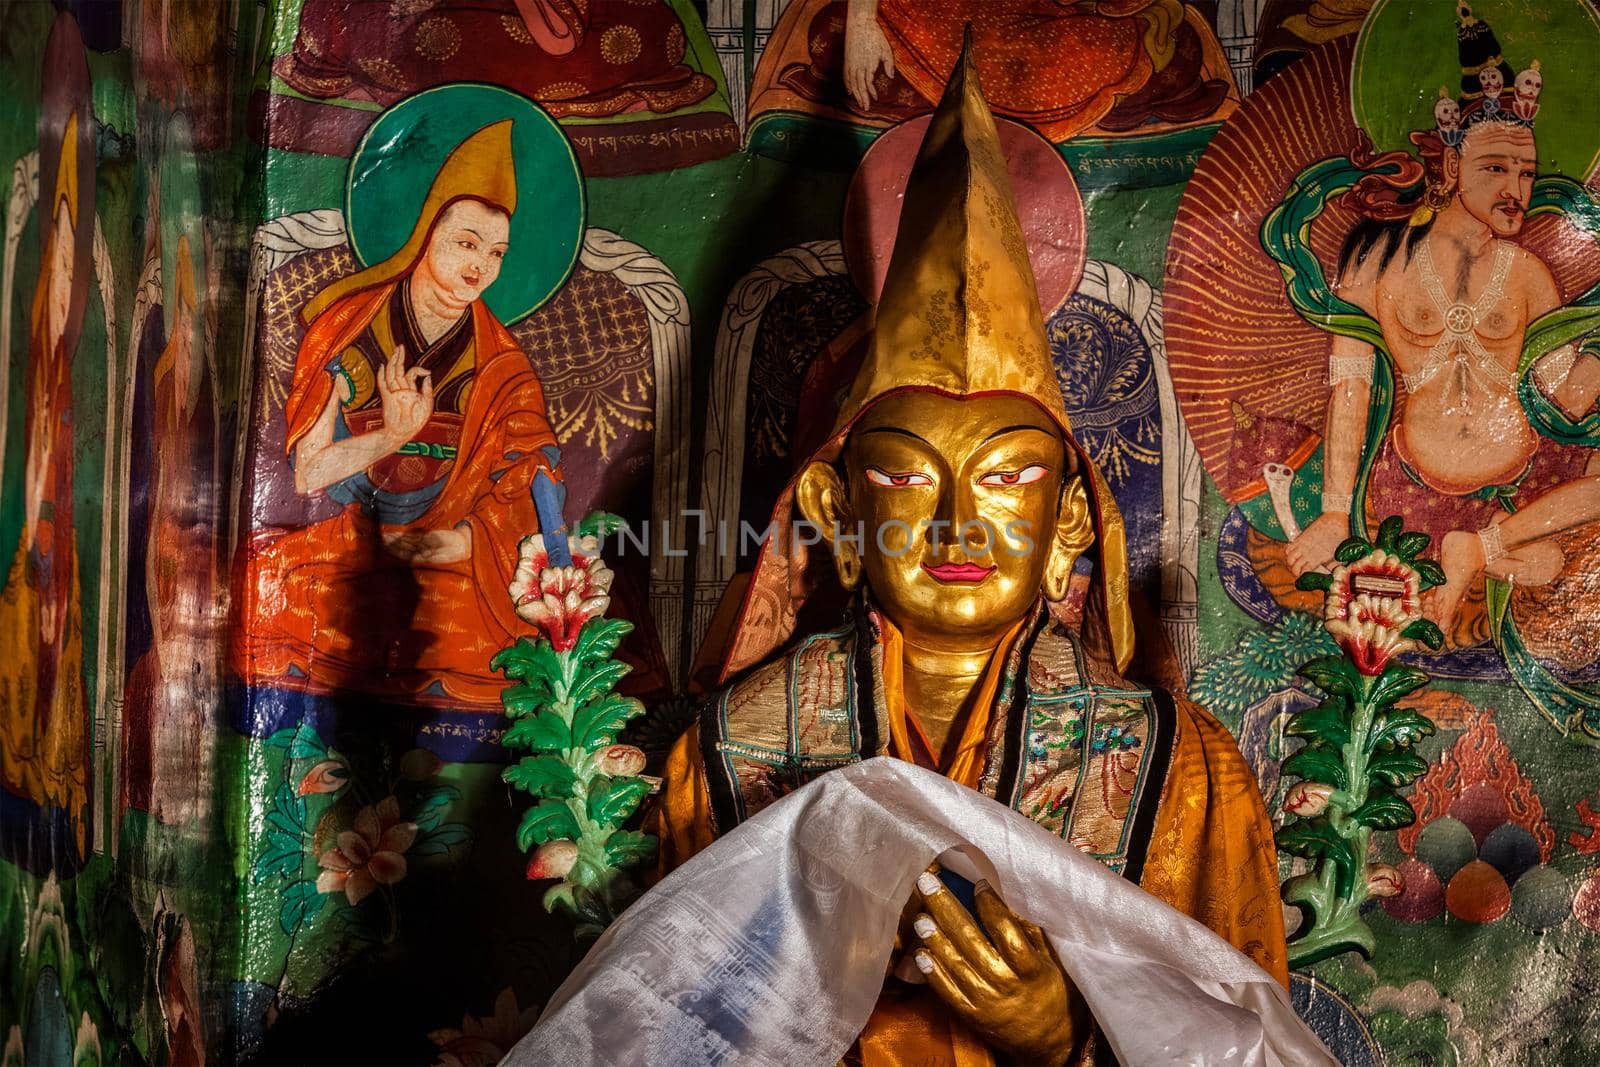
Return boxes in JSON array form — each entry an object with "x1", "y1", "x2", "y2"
[{"x1": 653, "y1": 45, "x2": 1286, "y2": 1065}]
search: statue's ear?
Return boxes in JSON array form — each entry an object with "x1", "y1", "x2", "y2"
[
  {"x1": 1043, "y1": 476, "x2": 1095, "y2": 603},
  {"x1": 795, "y1": 460, "x2": 862, "y2": 590}
]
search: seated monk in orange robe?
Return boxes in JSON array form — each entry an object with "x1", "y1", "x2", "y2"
[
  {"x1": 232, "y1": 120, "x2": 564, "y2": 708},
  {"x1": 274, "y1": 0, "x2": 714, "y2": 119},
  {"x1": 762, "y1": 0, "x2": 1235, "y2": 141}
]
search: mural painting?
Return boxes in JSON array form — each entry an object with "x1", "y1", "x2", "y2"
[{"x1": 0, "y1": 0, "x2": 1597, "y2": 1062}]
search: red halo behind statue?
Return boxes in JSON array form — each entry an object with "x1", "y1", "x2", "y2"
[{"x1": 844, "y1": 114, "x2": 1085, "y2": 317}]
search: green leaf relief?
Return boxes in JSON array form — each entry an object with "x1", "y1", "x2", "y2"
[
  {"x1": 604, "y1": 830, "x2": 659, "y2": 869},
  {"x1": 1413, "y1": 560, "x2": 1446, "y2": 588},
  {"x1": 503, "y1": 710, "x2": 573, "y2": 752},
  {"x1": 1395, "y1": 531, "x2": 1430, "y2": 560},
  {"x1": 1296, "y1": 571, "x2": 1334, "y2": 592},
  {"x1": 1375, "y1": 516, "x2": 1404, "y2": 550},
  {"x1": 1366, "y1": 750, "x2": 1430, "y2": 788},
  {"x1": 569, "y1": 658, "x2": 632, "y2": 709},
  {"x1": 518, "y1": 801, "x2": 581, "y2": 850},
  {"x1": 1370, "y1": 708, "x2": 1437, "y2": 750},
  {"x1": 1368, "y1": 663, "x2": 1429, "y2": 708},
  {"x1": 573, "y1": 617, "x2": 635, "y2": 673},
  {"x1": 1335, "y1": 538, "x2": 1372, "y2": 563},
  {"x1": 586, "y1": 776, "x2": 651, "y2": 828},
  {"x1": 492, "y1": 638, "x2": 565, "y2": 698},
  {"x1": 410, "y1": 823, "x2": 473, "y2": 857},
  {"x1": 573, "y1": 693, "x2": 646, "y2": 752},
  {"x1": 1349, "y1": 791, "x2": 1416, "y2": 831},
  {"x1": 1299, "y1": 656, "x2": 1358, "y2": 698},
  {"x1": 1276, "y1": 822, "x2": 1358, "y2": 897},
  {"x1": 503, "y1": 755, "x2": 578, "y2": 798},
  {"x1": 1285, "y1": 702, "x2": 1351, "y2": 748},
  {"x1": 1400, "y1": 618, "x2": 1444, "y2": 650},
  {"x1": 1281, "y1": 748, "x2": 1349, "y2": 791}
]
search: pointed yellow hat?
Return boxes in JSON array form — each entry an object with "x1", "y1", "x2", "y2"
[
  {"x1": 721, "y1": 38, "x2": 1135, "y2": 678},
  {"x1": 304, "y1": 118, "x2": 518, "y2": 323},
  {"x1": 835, "y1": 37, "x2": 1134, "y2": 670}
]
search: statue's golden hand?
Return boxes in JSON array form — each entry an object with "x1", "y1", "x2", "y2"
[{"x1": 910, "y1": 868, "x2": 1082, "y2": 1066}]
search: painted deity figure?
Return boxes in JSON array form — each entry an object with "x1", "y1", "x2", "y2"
[
  {"x1": 122, "y1": 235, "x2": 220, "y2": 824},
  {"x1": 654, "y1": 52, "x2": 1284, "y2": 1066},
  {"x1": 0, "y1": 112, "x2": 89, "y2": 853},
  {"x1": 233, "y1": 119, "x2": 565, "y2": 707},
  {"x1": 1284, "y1": 5, "x2": 1600, "y2": 637}
]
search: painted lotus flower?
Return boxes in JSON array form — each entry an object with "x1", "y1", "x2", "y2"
[
  {"x1": 1283, "y1": 781, "x2": 1334, "y2": 818},
  {"x1": 508, "y1": 534, "x2": 614, "y2": 652},
  {"x1": 1323, "y1": 550, "x2": 1424, "y2": 676},
  {"x1": 316, "y1": 796, "x2": 417, "y2": 904}
]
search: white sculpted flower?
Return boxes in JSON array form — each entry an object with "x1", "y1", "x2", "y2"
[{"x1": 508, "y1": 535, "x2": 615, "y2": 652}]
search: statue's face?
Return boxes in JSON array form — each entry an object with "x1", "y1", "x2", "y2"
[
  {"x1": 841, "y1": 392, "x2": 1072, "y2": 644},
  {"x1": 47, "y1": 201, "x2": 74, "y2": 343},
  {"x1": 1453, "y1": 122, "x2": 1535, "y2": 236},
  {"x1": 422, "y1": 198, "x2": 509, "y2": 305}
]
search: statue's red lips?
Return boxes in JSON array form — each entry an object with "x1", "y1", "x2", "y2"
[{"x1": 921, "y1": 562, "x2": 995, "y2": 582}]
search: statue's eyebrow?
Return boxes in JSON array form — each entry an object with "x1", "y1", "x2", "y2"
[
  {"x1": 981, "y1": 423, "x2": 1054, "y2": 444},
  {"x1": 858, "y1": 426, "x2": 931, "y2": 445}
]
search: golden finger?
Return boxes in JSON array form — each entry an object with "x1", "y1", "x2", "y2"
[
  {"x1": 973, "y1": 880, "x2": 1043, "y2": 979},
  {"x1": 914, "y1": 872, "x2": 1014, "y2": 984},
  {"x1": 913, "y1": 912, "x2": 1003, "y2": 1004},
  {"x1": 913, "y1": 949, "x2": 981, "y2": 1019}
]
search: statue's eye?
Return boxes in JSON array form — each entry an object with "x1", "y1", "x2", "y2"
[
  {"x1": 865, "y1": 467, "x2": 932, "y2": 488},
  {"x1": 978, "y1": 464, "x2": 1048, "y2": 487}
]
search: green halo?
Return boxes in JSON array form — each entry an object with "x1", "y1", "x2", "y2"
[
  {"x1": 1353, "y1": 0, "x2": 1600, "y2": 181},
  {"x1": 345, "y1": 83, "x2": 585, "y2": 325}
]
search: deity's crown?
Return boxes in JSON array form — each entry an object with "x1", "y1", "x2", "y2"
[{"x1": 1435, "y1": 2, "x2": 1542, "y2": 142}]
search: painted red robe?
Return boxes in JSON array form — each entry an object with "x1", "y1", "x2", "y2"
[{"x1": 233, "y1": 281, "x2": 559, "y2": 708}]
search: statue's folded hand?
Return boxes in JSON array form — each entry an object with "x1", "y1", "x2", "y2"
[{"x1": 909, "y1": 866, "x2": 1084, "y2": 1066}]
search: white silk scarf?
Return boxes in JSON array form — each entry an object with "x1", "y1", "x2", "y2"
[{"x1": 507, "y1": 757, "x2": 1336, "y2": 1066}]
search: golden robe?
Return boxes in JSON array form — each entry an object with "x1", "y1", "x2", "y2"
[{"x1": 653, "y1": 604, "x2": 1287, "y2": 1066}]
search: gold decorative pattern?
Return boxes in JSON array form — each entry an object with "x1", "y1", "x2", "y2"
[
  {"x1": 665, "y1": 23, "x2": 685, "y2": 66},
  {"x1": 500, "y1": 14, "x2": 534, "y2": 45},
  {"x1": 414, "y1": 15, "x2": 462, "y2": 62},
  {"x1": 600, "y1": 24, "x2": 642, "y2": 65}
]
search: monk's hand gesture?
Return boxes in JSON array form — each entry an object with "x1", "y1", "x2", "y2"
[
  {"x1": 378, "y1": 345, "x2": 433, "y2": 446},
  {"x1": 909, "y1": 865, "x2": 1083, "y2": 1066}
]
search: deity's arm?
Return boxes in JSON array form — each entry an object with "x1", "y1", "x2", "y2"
[
  {"x1": 1522, "y1": 253, "x2": 1600, "y2": 418},
  {"x1": 1320, "y1": 334, "x2": 1374, "y2": 516}
]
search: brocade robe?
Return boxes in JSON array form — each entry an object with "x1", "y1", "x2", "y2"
[{"x1": 656, "y1": 604, "x2": 1287, "y2": 1065}]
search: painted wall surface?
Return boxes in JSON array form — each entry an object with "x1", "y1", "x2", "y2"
[{"x1": 1, "y1": 0, "x2": 1597, "y2": 1063}]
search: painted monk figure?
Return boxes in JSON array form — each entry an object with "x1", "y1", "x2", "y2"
[
  {"x1": 0, "y1": 113, "x2": 89, "y2": 852},
  {"x1": 274, "y1": 0, "x2": 714, "y2": 119},
  {"x1": 771, "y1": 0, "x2": 1234, "y2": 140},
  {"x1": 654, "y1": 49, "x2": 1285, "y2": 1066},
  {"x1": 1285, "y1": 7, "x2": 1600, "y2": 635},
  {"x1": 233, "y1": 119, "x2": 564, "y2": 707}
]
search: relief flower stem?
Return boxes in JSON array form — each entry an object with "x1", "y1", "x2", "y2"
[
  {"x1": 1284, "y1": 670, "x2": 1380, "y2": 966},
  {"x1": 539, "y1": 652, "x2": 621, "y2": 917},
  {"x1": 1283, "y1": 517, "x2": 1443, "y2": 968}
]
